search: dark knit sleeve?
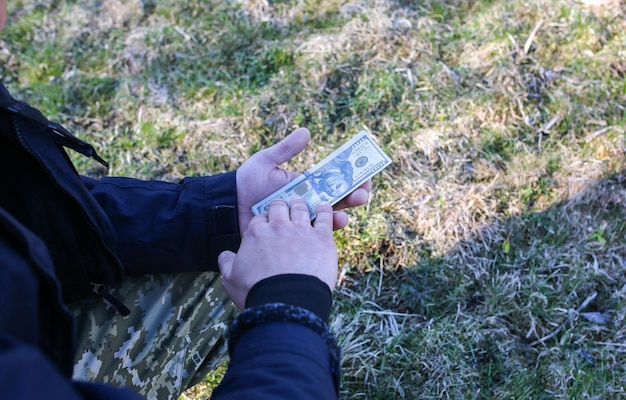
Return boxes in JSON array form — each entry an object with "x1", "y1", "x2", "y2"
[{"x1": 245, "y1": 274, "x2": 332, "y2": 322}]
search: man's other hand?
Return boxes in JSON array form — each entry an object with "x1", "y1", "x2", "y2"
[{"x1": 218, "y1": 198, "x2": 337, "y2": 310}]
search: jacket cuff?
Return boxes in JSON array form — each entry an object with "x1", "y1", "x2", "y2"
[
  {"x1": 198, "y1": 171, "x2": 241, "y2": 271},
  {"x1": 245, "y1": 274, "x2": 332, "y2": 323}
]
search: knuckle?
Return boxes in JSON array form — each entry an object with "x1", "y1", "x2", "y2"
[
  {"x1": 243, "y1": 223, "x2": 264, "y2": 237},
  {"x1": 270, "y1": 198, "x2": 288, "y2": 207}
]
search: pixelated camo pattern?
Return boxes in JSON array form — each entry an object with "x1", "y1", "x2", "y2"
[{"x1": 68, "y1": 271, "x2": 236, "y2": 400}]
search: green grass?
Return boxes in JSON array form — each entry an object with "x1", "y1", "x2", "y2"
[{"x1": 3, "y1": 0, "x2": 626, "y2": 398}]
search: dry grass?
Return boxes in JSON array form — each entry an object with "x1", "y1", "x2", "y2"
[{"x1": 2, "y1": 0, "x2": 625, "y2": 398}]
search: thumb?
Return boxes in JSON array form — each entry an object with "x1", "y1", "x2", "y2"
[
  {"x1": 264, "y1": 127, "x2": 310, "y2": 166},
  {"x1": 218, "y1": 250, "x2": 236, "y2": 278}
]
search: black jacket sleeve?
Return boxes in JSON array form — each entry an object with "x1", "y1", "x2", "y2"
[
  {"x1": 81, "y1": 173, "x2": 241, "y2": 275},
  {"x1": 211, "y1": 275, "x2": 340, "y2": 399}
]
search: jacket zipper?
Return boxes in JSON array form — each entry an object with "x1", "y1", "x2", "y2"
[{"x1": 91, "y1": 283, "x2": 131, "y2": 316}]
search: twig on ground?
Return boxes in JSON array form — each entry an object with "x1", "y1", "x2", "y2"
[{"x1": 529, "y1": 291, "x2": 598, "y2": 347}]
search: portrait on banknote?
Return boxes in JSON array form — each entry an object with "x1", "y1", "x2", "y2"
[{"x1": 252, "y1": 130, "x2": 392, "y2": 220}]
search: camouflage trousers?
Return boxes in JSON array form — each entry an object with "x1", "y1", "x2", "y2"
[{"x1": 68, "y1": 271, "x2": 236, "y2": 400}]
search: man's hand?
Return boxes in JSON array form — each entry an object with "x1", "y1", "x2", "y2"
[
  {"x1": 236, "y1": 127, "x2": 372, "y2": 234},
  {"x1": 218, "y1": 198, "x2": 338, "y2": 310}
]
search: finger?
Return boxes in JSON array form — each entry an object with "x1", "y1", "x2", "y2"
[
  {"x1": 313, "y1": 202, "x2": 333, "y2": 232},
  {"x1": 218, "y1": 250, "x2": 236, "y2": 279},
  {"x1": 263, "y1": 127, "x2": 311, "y2": 166},
  {"x1": 247, "y1": 213, "x2": 269, "y2": 229},
  {"x1": 267, "y1": 199, "x2": 290, "y2": 222},
  {"x1": 289, "y1": 197, "x2": 311, "y2": 225},
  {"x1": 332, "y1": 211, "x2": 349, "y2": 231},
  {"x1": 334, "y1": 187, "x2": 369, "y2": 211}
]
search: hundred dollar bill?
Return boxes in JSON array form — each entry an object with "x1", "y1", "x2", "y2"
[{"x1": 252, "y1": 130, "x2": 392, "y2": 220}]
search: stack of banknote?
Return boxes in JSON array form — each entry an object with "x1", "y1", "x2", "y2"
[{"x1": 252, "y1": 130, "x2": 392, "y2": 220}]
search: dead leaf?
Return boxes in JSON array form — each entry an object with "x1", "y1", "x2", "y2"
[{"x1": 580, "y1": 311, "x2": 612, "y2": 325}]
